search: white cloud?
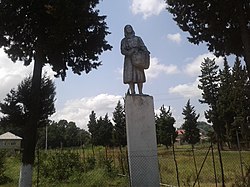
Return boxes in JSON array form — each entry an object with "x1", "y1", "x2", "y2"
[
  {"x1": 184, "y1": 52, "x2": 224, "y2": 77},
  {"x1": 130, "y1": 0, "x2": 166, "y2": 19},
  {"x1": 167, "y1": 33, "x2": 181, "y2": 44},
  {"x1": 146, "y1": 57, "x2": 179, "y2": 79},
  {"x1": 168, "y1": 78, "x2": 202, "y2": 98},
  {"x1": 0, "y1": 48, "x2": 56, "y2": 102},
  {"x1": 0, "y1": 50, "x2": 33, "y2": 101},
  {"x1": 51, "y1": 94, "x2": 123, "y2": 130}
]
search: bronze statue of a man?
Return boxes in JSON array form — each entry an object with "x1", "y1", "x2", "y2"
[{"x1": 121, "y1": 25, "x2": 150, "y2": 95}]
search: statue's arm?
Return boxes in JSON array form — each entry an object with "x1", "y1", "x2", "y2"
[
  {"x1": 138, "y1": 37, "x2": 150, "y2": 54},
  {"x1": 121, "y1": 39, "x2": 135, "y2": 56}
]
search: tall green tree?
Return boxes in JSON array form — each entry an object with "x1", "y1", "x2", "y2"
[
  {"x1": 198, "y1": 57, "x2": 225, "y2": 186},
  {"x1": 182, "y1": 99, "x2": 200, "y2": 186},
  {"x1": 112, "y1": 100, "x2": 126, "y2": 147},
  {"x1": 97, "y1": 114, "x2": 113, "y2": 147},
  {"x1": 217, "y1": 58, "x2": 234, "y2": 145},
  {"x1": 155, "y1": 105, "x2": 177, "y2": 148},
  {"x1": 198, "y1": 58, "x2": 225, "y2": 141},
  {"x1": 87, "y1": 110, "x2": 98, "y2": 146},
  {"x1": 0, "y1": 74, "x2": 56, "y2": 137},
  {"x1": 0, "y1": 1, "x2": 111, "y2": 185},
  {"x1": 231, "y1": 57, "x2": 250, "y2": 118},
  {"x1": 230, "y1": 57, "x2": 250, "y2": 145},
  {"x1": 166, "y1": 0, "x2": 250, "y2": 78},
  {"x1": 182, "y1": 99, "x2": 200, "y2": 146}
]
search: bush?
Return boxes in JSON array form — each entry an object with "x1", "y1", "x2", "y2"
[
  {"x1": 233, "y1": 165, "x2": 250, "y2": 187},
  {"x1": 39, "y1": 150, "x2": 84, "y2": 183},
  {"x1": 85, "y1": 156, "x2": 96, "y2": 171},
  {"x1": 0, "y1": 150, "x2": 11, "y2": 185}
]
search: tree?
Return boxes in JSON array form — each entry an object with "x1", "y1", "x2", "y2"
[
  {"x1": 182, "y1": 99, "x2": 200, "y2": 146},
  {"x1": 230, "y1": 57, "x2": 250, "y2": 145},
  {"x1": 197, "y1": 121, "x2": 214, "y2": 134},
  {"x1": 155, "y1": 105, "x2": 177, "y2": 148},
  {"x1": 198, "y1": 58, "x2": 225, "y2": 142},
  {"x1": 87, "y1": 110, "x2": 98, "y2": 146},
  {"x1": 96, "y1": 114, "x2": 113, "y2": 147},
  {"x1": 217, "y1": 58, "x2": 234, "y2": 146},
  {"x1": 182, "y1": 99, "x2": 200, "y2": 186},
  {"x1": 198, "y1": 57, "x2": 225, "y2": 186},
  {"x1": 112, "y1": 100, "x2": 126, "y2": 147},
  {"x1": 37, "y1": 120, "x2": 90, "y2": 149},
  {"x1": 0, "y1": 74, "x2": 56, "y2": 137},
  {"x1": 0, "y1": 1, "x2": 111, "y2": 185},
  {"x1": 166, "y1": 0, "x2": 250, "y2": 78}
]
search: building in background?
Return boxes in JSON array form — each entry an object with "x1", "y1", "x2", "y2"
[{"x1": 0, "y1": 132, "x2": 22, "y2": 150}]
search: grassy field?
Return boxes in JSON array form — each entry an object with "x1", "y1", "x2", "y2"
[
  {"x1": 158, "y1": 145, "x2": 250, "y2": 186},
  {"x1": 1, "y1": 144, "x2": 250, "y2": 187}
]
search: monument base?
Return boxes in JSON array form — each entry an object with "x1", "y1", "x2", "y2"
[{"x1": 125, "y1": 94, "x2": 160, "y2": 187}]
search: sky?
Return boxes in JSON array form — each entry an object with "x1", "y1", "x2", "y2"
[{"x1": 0, "y1": 0, "x2": 228, "y2": 130}]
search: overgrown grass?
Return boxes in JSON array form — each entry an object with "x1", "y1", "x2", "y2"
[
  {"x1": 1, "y1": 144, "x2": 250, "y2": 187},
  {"x1": 158, "y1": 145, "x2": 250, "y2": 186}
]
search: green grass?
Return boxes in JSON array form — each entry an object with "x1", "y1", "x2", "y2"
[
  {"x1": 158, "y1": 145, "x2": 250, "y2": 186},
  {"x1": 1, "y1": 145, "x2": 250, "y2": 187}
]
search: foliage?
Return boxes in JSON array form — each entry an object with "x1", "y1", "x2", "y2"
[
  {"x1": 1, "y1": 146, "x2": 250, "y2": 186},
  {"x1": 113, "y1": 100, "x2": 126, "y2": 147},
  {"x1": 198, "y1": 58, "x2": 225, "y2": 141},
  {"x1": 198, "y1": 57, "x2": 250, "y2": 146},
  {"x1": 87, "y1": 110, "x2": 98, "y2": 145},
  {"x1": 0, "y1": 150, "x2": 11, "y2": 185},
  {"x1": 0, "y1": 0, "x2": 112, "y2": 174},
  {"x1": 0, "y1": 0, "x2": 112, "y2": 79},
  {"x1": 182, "y1": 99, "x2": 200, "y2": 145},
  {"x1": 166, "y1": 0, "x2": 250, "y2": 76},
  {"x1": 96, "y1": 114, "x2": 114, "y2": 147},
  {"x1": 233, "y1": 165, "x2": 250, "y2": 187},
  {"x1": 218, "y1": 57, "x2": 250, "y2": 145},
  {"x1": 230, "y1": 58, "x2": 250, "y2": 120},
  {"x1": 155, "y1": 105, "x2": 177, "y2": 148},
  {"x1": 0, "y1": 75, "x2": 56, "y2": 136},
  {"x1": 85, "y1": 156, "x2": 96, "y2": 171},
  {"x1": 37, "y1": 120, "x2": 90, "y2": 149},
  {"x1": 39, "y1": 150, "x2": 84, "y2": 183},
  {"x1": 88, "y1": 112, "x2": 114, "y2": 147},
  {"x1": 217, "y1": 58, "x2": 235, "y2": 144},
  {"x1": 197, "y1": 121, "x2": 213, "y2": 134}
]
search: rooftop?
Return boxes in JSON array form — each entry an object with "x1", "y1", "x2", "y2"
[{"x1": 0, "y1": 132, "x2": 22, "y2": 140}]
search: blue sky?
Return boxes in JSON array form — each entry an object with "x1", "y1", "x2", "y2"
[{"x1": 0, "y1": 0, "x2": 227, "y2": 130}]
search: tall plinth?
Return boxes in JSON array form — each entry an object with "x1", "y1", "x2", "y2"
[{"x1": 125, "y1": 95, "x2": 160, "y2": 187}]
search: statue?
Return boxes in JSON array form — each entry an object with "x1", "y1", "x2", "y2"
[{"x1": 121, "y1": 25, "x2": 150, "y2": 95}]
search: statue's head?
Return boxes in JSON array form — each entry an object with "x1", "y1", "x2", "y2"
[{"x1": 124, "y1": 24, "x2": 135, "y2": 37}]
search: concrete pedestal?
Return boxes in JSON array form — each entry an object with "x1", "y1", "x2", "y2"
[{"x1": 125, "y1": 95, "x2": 160, "y2": 187}]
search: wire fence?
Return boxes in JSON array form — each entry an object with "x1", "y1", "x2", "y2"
[
  {"x1": 34, "y1": 144, "x2": 250, "y2": 186},
  {"x1": 1, "y1": 143, "x2": 250, "y2": 186}
]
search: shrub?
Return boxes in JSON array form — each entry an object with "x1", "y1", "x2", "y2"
[
  {"x1": 39, "y1": 150, "x2": 84, "y2": 183},
  {"x1": 0, "y1": 150, "x2": 11, "y2": 185}
]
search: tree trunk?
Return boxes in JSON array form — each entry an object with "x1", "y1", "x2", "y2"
[{"x1": 19, "y1": 46, "x2": 43, "y2": 187}]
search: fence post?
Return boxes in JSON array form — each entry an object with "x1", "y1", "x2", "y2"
[
  {"x1": 172, "y1": 135, "x2": 180, "y2": 187},
  {"x1": 236, "y1": 130, "x2": 244, "y2": 179},
  {"x1": 211, "y1": 142, "x2": 218, "y2": 187}
]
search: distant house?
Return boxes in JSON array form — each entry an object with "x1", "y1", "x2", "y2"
[
  {"x1": 0, "y1": 132, "x2": 22, "y2": 150},
  {"x1": 176, "y1": 129, "x2": 185, "y2": 145},
  {"x1": 175, "y1": 129, "x2": 209, "y2": 145}
]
